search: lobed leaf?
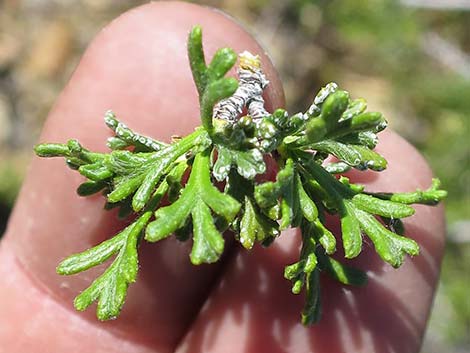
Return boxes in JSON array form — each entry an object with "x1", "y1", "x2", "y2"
[
  {"x1": 132, "y1": 131, "x2": 204, "y2": 211},
  {"x1": 145, "y1": 188, "x2": 193, "y2": 241},
  {"x1": 146, "y1": 150, "x2": 240, "y2": 264},
  {"x1": 190, "y1": 201, "x2": 225, "y2": 264},
  {"x1": 356, "y1": 209, "x2": 419, "y2": 268},
  {"x1": 213, "y1": 145, "x2": 265, "y2": 181},
  {"x1": 239, "y1": 197, "x2": 279, "y2": 249},
  {"x1": 72, "y1": 212, "x2": 151, "y2": 320}
]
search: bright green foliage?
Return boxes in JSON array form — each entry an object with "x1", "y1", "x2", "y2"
[
  {"x1": 213, "y1": 145, "x2": 265, "y2": 181},
  {"x1": 71, "y1": 212, "x2": 151, "y2": 320},
  {"x1": 370, "y1": 178, "x2": 447, "y2": 205},
  {"x1": 188, "y1": 25, "x2": 238, "y2": 132},
  {"x1": 145, "y1": 149, "x2": 240, "y2": 264},
  {"x1": 34, "y1": 25, "x2": 446, "y2": 324}
]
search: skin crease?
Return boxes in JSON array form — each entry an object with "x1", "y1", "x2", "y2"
[{"x1": 0, "y1": 2, "x2": 445, "y2": 353}]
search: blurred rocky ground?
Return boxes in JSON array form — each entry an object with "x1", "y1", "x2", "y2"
[{"x1": 0, "y1": 0, "x2": 468, "y2": 352}]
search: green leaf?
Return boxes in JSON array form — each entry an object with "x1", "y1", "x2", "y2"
[
  {"x1": 357, "y1": 131, "x2": 379, "y2": 149},
  {"x1": 349, "y1": 112, "x2": 385, "y2": 130},
  {"x1": 328, "y1": 112, "x2": 386, "y2": 139},
  {"x1": 356, "y1": 209, "x2": 419, "y2": 268},
  {"x1": 212, "y1": 145, "x2": 232, "y2": 181},
  {"x1": 68, "y1": 212, "x2": 151, "y2": 320},
  {"x1": 254, "y1": 181, "x2": 281, "y2": 209},
  {"x1": 352, "y1": 193, "x2": 415, "y2": 218},
  {"x1": 107, "y1": 173, "x2": 146, "y2": 204},
  {"x1": 301, "y1": 269, "x2": 321, "y2": 325},
  {"x1": 340, "y1": 200, "x2": 363, "y2": 258},
  {"x1": 213, "y1": 145, "x2": 265, "y2": 181},
  {"x1": 167, "y1": 161, "x2": 189, "y2": 202},
  {"x1": 280, "y1": 177, "x2": 296, "y2": 230},
  {"x1": 104, "y1": 111, "x2": 166, "y2": 152},
  {"x1": 78, "y1": 162, "x2": 113, "y2": 181},
  {"x1": 146, "y1": 150, "x2": 240, "y2": 265},
  {"x1": 107, "y1": 136, "x2": 128, "y2": 150},
  {"x1": 271, "y1": 108, "x2": 289, "y2": 128},
  {"x1": 370, "y1": 178, "x2": 447, "y2": 205},
  {"x1": 34, "y1": 143, "x2": 70, "y2": 157},
  {"x1": 284, "y1": 223, "x2": 317, "y2": 294},
  {"x1": 324, "y1": 162, "x2": 351, "y2": 174},
  {"x1": 132, "y1": 131, "x2": 205, "y2": 211},
  {"x1": 307, "y1": 82, "x2": 338, "y2": 117},
  {"x1": 297, "y1": 174, "x2": 318, "y2": 222},
  {"x1": 350, "y1": 145, "x2": 387, "y2": 171},
  {"x1": 201, "y1": 180, "x2": 241, "y2": 222},
  {"x1": 311, "y1": 140, "x2": 387, "y2": 171},
  {"x1": 342, "y1": 98, "x2": 367, "y2": 120},
  {"x1": 200, "y1": 77, "x2": 238, "y2": 131},
  {"x1": 206, "y1": 48, "x2": 237, "y2": 82},
  {"x1": 190, "y1": 201, "x2": 225, "y2": 264},
  {"x1": 105, "y1": 150, "x2": 154, "y2": 175},
  {"x1": 312, "y1": 219, "x2": 336, "y2": 255},
  {"x1": 305, "y1": 118, "x2": 327, "y2": 143},
  {"x1": 235, "y1": 149, "x2": 266, "y2": 179},
  {"x1": 239, "y1": 196, "x2": 279, "y2": 249},
  {"x1": 319, "y1": 90, "x2": 350, "y2": 131},
  {"x1": 104, "y1": 129, "x2": 205, "y2": 210},
  {"x1": 145, "y1": 188, "x2": 193, "y2": 241},
  {"x1": 338, "y1": 176, "x2": 365, "y2": 193},
  {"x1": 254, "y1": 159, "x2": 297, "y2": 215},
  {"x1": 188, "y1": 25, "x2": 207, "y2": 96},
  {"x1": 77, "y1": 180, "x2": 108, "y2": 196},
  {"x1": 34, "y1": 140, "x2": 104, "y2": 166},
  {"x1": 57, "y1": 231, "x2": 125, "y2": 276}
]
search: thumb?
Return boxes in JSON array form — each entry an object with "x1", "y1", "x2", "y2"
[{"x1": 0, "y1": 2, "x2": 284, "y2": 352}]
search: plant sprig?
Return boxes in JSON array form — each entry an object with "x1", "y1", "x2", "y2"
[{"x1": 34, "y1": 25, "x2": 447, "y2": 324}]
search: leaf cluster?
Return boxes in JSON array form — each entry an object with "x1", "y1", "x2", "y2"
[{"x1": 34, "y1": 25, "x2": 447, "y2": 324}]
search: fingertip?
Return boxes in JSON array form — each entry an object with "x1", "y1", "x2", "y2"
[{"x1": 2, "y1": 2, "x2": 285, "y2": 351}]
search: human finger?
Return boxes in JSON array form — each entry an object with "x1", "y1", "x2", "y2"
[{"x1": 0, "y1": 2, "x2": 284, "y2": 352}]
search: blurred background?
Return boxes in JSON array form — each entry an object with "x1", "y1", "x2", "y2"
[{"x1": 0, "y1": 0, "x2": 468, "y2": 351}]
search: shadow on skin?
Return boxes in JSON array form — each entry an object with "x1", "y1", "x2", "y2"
[{"x1": 179, "y1": 205, "x2": 441, "y2": 353}]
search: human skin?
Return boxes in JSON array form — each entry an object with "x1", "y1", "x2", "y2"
[{"x1": 0, "y1": 2, "x2": 445, "y2": 353}]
